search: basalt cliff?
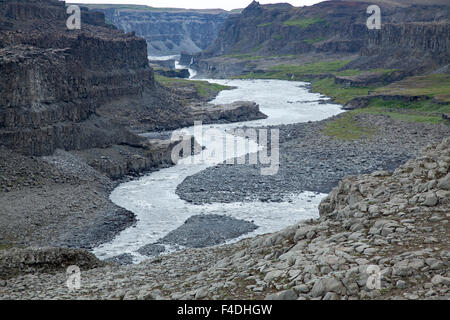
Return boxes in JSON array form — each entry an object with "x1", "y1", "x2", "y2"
[
  {"x1": 194, "y1": 0, "x2": 450, "y2": 78},
  {"x1": 84, "y1": 5, "x2": 233, "y2": 56}
]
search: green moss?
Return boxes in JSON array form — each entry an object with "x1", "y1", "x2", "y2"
[
  {"x1": 311, "y1": 78, "x2": 375, "y2": 104},
  {"x1": 373, "y1": 74, "x2": 450, "y2": 102},
  {"x1": 221, "y1": 54, "x2": 263, "y2": 61},
  {"x1": 273, "y1": 35, "x2": 283, "y2": 40},
  {"x1": 335, "y1": 68, "x2": 397, "y2": 77},
  {"x1": 258, "y1": 22, "x2": 273, "y2": 27},
  {"x1": 234, "y1": 60, "x2": 352, "y2": 81},
  {"x1": 283, "y1": 17, "x2": 326, "y2": 28},
  {"x1": 155, "y1": 74, "x2": 232, "y2": 98},
  {"x1": 304, "y1": 37, "x2": 327, "y2": 44},
  {"x1": 323, "y1": 113, "x2": 377, "y2": 140},
  {"x1": 352, "y1": 99, "x2": 450, "y2": 124}
]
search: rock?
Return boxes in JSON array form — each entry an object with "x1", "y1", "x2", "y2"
[
  {"x1": 0, "y1": 247, "x2": 104, "y2": 280},
  {"x1": 323, "y1": 292, "x2": 340, "y2": 300},
  {"x1": 265, "y1": 289, "x2": 298, "y2": 300},
  {"x1": 104, "y1": 254, "x2": 134, "y2": 265},
  {"x1": 264, "y1": 270, "x2": 284, "y2": 282},
  {"x1": 423, "y1": 193, "x2": 438, "y2": 207},
  {"x1": 392, "y1": 259, "x2": 425, "y2": 277},
  {"x1": 431, "y1": 275, "x2": 450, "y2": 286},
  {"x1": 437, "y1": 174, "x2": 450, "y2": 190},
  {"x1": 310, "y1": 276, "x2": 346, "y2": 298},
  {"x1": 396, "y1": 280, "x2": 408, "y2": 289},
  {"x1": 195, "y1": 287, "x2": 209, "y2": 299},
  {"x1": 158, "y1": 215, "x2": 258, "y2": 248},
  {"x1": 137, "y1": 244, "x2": 166, "y2": 257}
]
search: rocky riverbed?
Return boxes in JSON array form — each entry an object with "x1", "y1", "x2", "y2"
[
  {"x1": 177, "y1": 113, "x2": 450, "y2": 204},
  {"x1": 1, "y1": 137, "x2": 448, "y2": 300}
]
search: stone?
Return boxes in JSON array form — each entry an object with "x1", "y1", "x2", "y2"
[
  {"x1": 310, "y1": 276, "x2": 346, "y2": 298},
  {"x1": 423, "y1": 193, "x2": 438, "y2": 207},
  {"x1": 437, "y1": 174, "x2": 450, "y2": 190},
  {"x1": 265, "y1": 289, "x2": 298, "y2": 300},
  {"x1": 431, "y1": 275, "x2": 450, "y2": 286}
]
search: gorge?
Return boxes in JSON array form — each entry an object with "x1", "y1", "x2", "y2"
[{"x1": 0, "y1": 0, "x2": 449, "y2": 301}]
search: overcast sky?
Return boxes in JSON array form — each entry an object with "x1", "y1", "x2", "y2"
[{"x1": 66, "y1": 1, "x2": 324, "y2": 11}]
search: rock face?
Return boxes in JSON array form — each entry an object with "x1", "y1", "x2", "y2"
[
  {"x1": 0, "y1": 0, "x2": 157, "y2": 156},
  {"x1": 86, "y1": 5, "x2": 231, "y2": 56},
  {"x1": 0, "y1": 247, "x2": 104, "y2": 280},
  {"x1": 194, "y1": 1, "x2": 450, "y2": 76}
]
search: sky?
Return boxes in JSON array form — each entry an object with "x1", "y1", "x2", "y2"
[{"x1": 66, "y1": 1, "x2": 324, "y2": 11}]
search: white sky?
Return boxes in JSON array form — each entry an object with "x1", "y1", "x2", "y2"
[{"x1": 66, "y1": 1, "x2": 324, "y2": 11}]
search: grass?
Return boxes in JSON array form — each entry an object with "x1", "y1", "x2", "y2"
[
  {"x1": 221, "y1": 54, "x2": 264, "y2": 61},
  {"x1": 234, "y1": 60, "x2": 352, "y2": 81},
  {"x1": 283, "y1": 17, "x2": 326, "y2": 28},
  {"x1": 334, "y1": 68, "x2": 397, "y2": 77},
  {"x1": 304, "y1": 37, "x2": 327, "y2": 45},
  {"x1": 373, "y1": 74, "x2": 450, "y2": 102},
  {"x1": 353, "y1": 98, "x2": 450, "y2": 124},
  {"x1": 323, "y1": 112, "x2": 377, "y2": 140},
  {"x1": 258, "y1": 22, "x2": 273, "y2": 27},
  {"x1": 231, "y1": 58, "x2": 449, "y2": 129},
  {"x1": 155, "y1": 74, "x2": 232, "y2": 98},
  {"x1": 311, "y1": 78, "x2": 375, "y2": 104}
]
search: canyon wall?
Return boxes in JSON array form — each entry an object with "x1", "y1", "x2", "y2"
[
  {"x1": 195, "y1": 1, "x2": 450, "y2": 73},
  {"x1": 85, "y1": 5, "x2": 232, "y2": 56},
  {"x1": 0, "y1": 0, "x2": 190, "y2": 156}
]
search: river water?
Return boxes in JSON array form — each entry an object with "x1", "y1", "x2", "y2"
[{"x1": 92, "y1": 78, "x2": 343, "y2": 263}]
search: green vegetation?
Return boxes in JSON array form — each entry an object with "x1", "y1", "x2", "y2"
[
  {"x1": 283, "y1": 17, "x2": 326, "y2": 28},
  {"x1": 353, "y1": 99, "x2": 450, "y2": 124},
  {"x1": 273, "y1": 35, "x2": 283, "y2": 40},
  {"x1": 374, "y1": 74, "x2": 450, "y2": 103},
  {"x1": 222, "y1": 54, "x2": 264, "y2": 61},
  {"x1": 257, "y1": 22, "x2": 273, "y2": 27},
  {"x1": 234, "y1": 60, "x2": 352, "y2": 81},
  {"x1": 304, "y1": 37, "x2": 327, "y2": 45},
  {"x1": 334, "y1": 68, "x2": 397, "y2": 77},
  {"x1": 155, "y1": 74, "x2": 232, "y2": 98},
  {"x1": 232, "y1": 59, "x2": 449, "y2": 131},
  {"x1": 323, "y1": 112, "x2": 377, "y2": 140},
  {"x1": 311, "y1": 78, "x2": 375, "y2": 104},
  {"x1": 251, "y1": 44, "x2": 264, "y2": 52}
]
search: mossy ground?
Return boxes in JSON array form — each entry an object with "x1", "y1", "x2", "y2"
[
  {"x1": 231, "y1": 60, "x2": 449, "y2": 138},
  {"x1": 283, "y1": 17, "x2": 327, "y2": 28},
  {"x1": 373, "y1": 74, "x2": 450, "y2": 103},
  {"x1": 323, "y1": 112, "x2": 378, "y2": 140},
  {"x1": 155, "y1": 74, "x2": 232, "y2": 99}
]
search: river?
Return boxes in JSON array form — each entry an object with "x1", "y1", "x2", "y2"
[{"x1": 92, "y1": 77, "x2": 344, "y2": 263}]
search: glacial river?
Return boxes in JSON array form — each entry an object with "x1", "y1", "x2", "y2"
[{"x1": 92, "y1": 78, "x2": 343, "y2": 263}]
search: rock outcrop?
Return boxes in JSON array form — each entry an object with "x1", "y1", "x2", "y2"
[
  {"x1": 0, "y1": 247, "x2": 104, "y2": 280},
  {"x1": 0, "y1": 0, "x2": 157, "y2": 156}
]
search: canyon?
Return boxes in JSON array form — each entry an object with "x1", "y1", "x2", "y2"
[
  {"x1": 0, "y1": 0, "x2": 448, "y2": 302},
  {"x1": 84, "y1": 4, "x2": 234, "y2": 56}
]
